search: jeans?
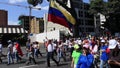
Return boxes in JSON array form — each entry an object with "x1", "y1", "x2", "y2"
[
  {"x1": 47, "y1": 52, "x2": 58, "y2": 67},
  {"x1": 34, "y1": 48, "x2": 38, "y2": 58},
  {"x1": 57, "y1": 51, "x2": 66, "y2": 62},
  {"x1": 7, "y1": 52, "x2": 13, "y2": 64},
  {"x1": 100, "y1": 60, "x2": 108, "y2": 68},
  {"x1": 13, "y1": 52, "x2": 21, "y2": 62}
]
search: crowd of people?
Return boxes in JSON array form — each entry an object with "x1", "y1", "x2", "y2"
[
  {"x1": 43, "y1": 36, "x2": 120, "y2": 68},
  {"x1": 0, "y1": 40, "x2": 43, "y2": 65},
  {"x1": 0, "y1": 35, "x2": 120, "y2": 68}
]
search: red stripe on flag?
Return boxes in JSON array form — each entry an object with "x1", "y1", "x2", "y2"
[{"x1": 48, "y1": 14, "x2": 69, "y2": 28}]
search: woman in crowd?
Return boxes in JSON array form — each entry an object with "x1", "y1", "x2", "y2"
[
  {"x1": 13, "y1": 42, "x2": 23, "y2": 63},
  {"x1": 89, "y1": 40, "x2": 99, "y2": 68},
  {"x1": 26, "y1": 44, "x2": 37, "y2": 65},
  {"x1": 77, "y1": 47, "x2": 94, "y2": 68},
  {"x1": 57, "y1": 41, "x2": 66, "y2": 63},
  {"x1": 100, "y1": 40, "x2": 109, "y2": 68}
]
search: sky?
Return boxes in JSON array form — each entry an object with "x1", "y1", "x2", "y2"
[{"x1": 0, "y1": 0, "x2": 89, "y2": 25}]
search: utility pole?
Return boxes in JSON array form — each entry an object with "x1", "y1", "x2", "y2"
[{"x1": 29, "y1": 6, "x2": 32, "y2": 34}]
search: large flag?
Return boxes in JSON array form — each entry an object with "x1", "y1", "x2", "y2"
[{"x1": 48, "y1": 0, "x2": 76, "y2": 30}]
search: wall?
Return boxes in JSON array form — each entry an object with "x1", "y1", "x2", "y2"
[{"x1": 30, "y1": 30, "x2": 60, "y2": 43}]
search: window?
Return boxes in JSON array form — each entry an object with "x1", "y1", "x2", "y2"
[{"x1": 78, "y1": 11, "x2": 83, "y2": 17}]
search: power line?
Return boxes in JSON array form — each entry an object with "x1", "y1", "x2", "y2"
[
  {"x1": 0, "y1": 1, "x2": 41, "y2": 34},
  {"x1": 0, "y1": 2, "x2": 41, "y2": 10}
]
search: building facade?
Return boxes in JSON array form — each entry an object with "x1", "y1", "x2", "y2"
[
  {"x1": 19, "y1": 15, "x2": 44, "y2": 34},
  {"x1": 71, "y1": 0, "x2": 95, "y2": 36},
  {"x1": 0, "y1": 10, "x2": 8, "y2": 27},
  {"x1": 31, "y1": 17, "x2": 44, "y2": 33},
  {"x1": 0, "y1": 10, "x2": 28, "y2": 46}
]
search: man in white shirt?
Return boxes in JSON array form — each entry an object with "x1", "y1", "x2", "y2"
[
  {"x1": 46, "y1": 40, "x2": 59, "y2": 67},
  {"x1": 7, "y1": 40, "x2": 14, "y2": 65},
  {"x1": 108, "y1": 36, "x2": 118, "y2": 58}
]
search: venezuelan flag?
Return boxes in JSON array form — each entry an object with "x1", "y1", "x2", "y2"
[{"x1": 48, "y1": 0, "x2": 76, "y2": 29}]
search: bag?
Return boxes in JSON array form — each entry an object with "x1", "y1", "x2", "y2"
[{"x1": 106, "y1": 48, "x2": 110, "y2": 54}]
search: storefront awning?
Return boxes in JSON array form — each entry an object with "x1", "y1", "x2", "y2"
[{"x1": 0, "y1": 27, "x2": 28, "y2": 34}]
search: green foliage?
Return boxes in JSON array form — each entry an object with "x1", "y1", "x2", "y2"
[
  {"x1": 27, "y1": 0, "x2": 43, "y2": 6},
  {"x1": 89, "y1": 0, "x2": 105, "y2": 15},
  {"x1": 89, "y1": 0, "x2": 120, "y2": 33},
  {"x1": 107, "y1": 0, "x2": 120, "y2": 13},
  {"x1": 27, "y1": 0, "x2": 34, "y2": 5},
  {"x1": 106, "y1": 0, "x2": 120, "y2": 33}
]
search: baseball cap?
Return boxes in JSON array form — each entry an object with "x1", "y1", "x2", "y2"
[{"x1": 74, "y1": 44, "x2": 79, "y2": 49}]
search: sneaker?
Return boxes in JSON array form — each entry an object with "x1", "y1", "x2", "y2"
[
  {"x1": 25, "y1": 61, "x2": 29, "y2": 65},
  {"x1": 57, "y1": 62, "x2": 59, "y2": 66},
  {"x1": 7, "y1": 64, "x2": 10, "y2": 65}
]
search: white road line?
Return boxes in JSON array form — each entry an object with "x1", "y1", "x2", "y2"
[{"x1": 19, "y1": 65, "x2": 38, "y2": 68}]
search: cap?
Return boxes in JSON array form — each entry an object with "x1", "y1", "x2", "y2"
[
  {"x1": 101, "y1": 39, "x2": 105, "y2": 43},
  {"x1": 8, "y1": 40, "x2": 12, "y2": 43},
  {"x1": 74, "y1": 44, "x2": 79, "y2": 49}
]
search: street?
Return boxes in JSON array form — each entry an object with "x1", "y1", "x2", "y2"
[{"x1": 0, "y1": 45, "x2": 71, "y2": 68}]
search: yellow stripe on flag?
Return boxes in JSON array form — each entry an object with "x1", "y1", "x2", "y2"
[{"x1": 50, "y1": 0, "x2": 76, "y2": 25}]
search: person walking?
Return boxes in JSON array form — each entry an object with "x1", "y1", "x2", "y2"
[
  {"x1": 71, "y1": 44, "x2": 82, "y2": 68},
  {"x1": 57, "y1": 41, "x2": 66, "y2": 63},
  {"x1": 100, "y1": 40, "x2": 109, "y2": 68},
  {"x1": 13, "y1": 43, "x2": 18, "y2": 63},
  {"x1": 26, "y1": 44, "x2": 37, "y2": 65},
  {"x1": 7, "y1": 40, "x2": 14, "y2": 65},
  {"x1": 13, "y1": 42, "x2": 22, "y2": 63},
  {"x1": 77, "y1": 47, "x2": 94, "y2": 68},
  {"x1": 46, "y1": 40, "x2": 59, "y2": 67},
  {"x1": 108, "y1": 36, "x2": 118, "y2": 58},
  {"x1": 36, "y1": 41, "x2": 43, "y2": 57}
]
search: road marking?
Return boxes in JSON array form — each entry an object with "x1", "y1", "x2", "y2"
[{"x1": 19, "y1": 65, "x2": 38, "y2": 68}]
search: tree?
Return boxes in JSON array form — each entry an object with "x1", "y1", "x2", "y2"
[
  {"x1": 89, "y1": 0, "x2": 105, "y2": 14},
  {"x1": 106, "y1": 0, "x2": 120, "y2": 33},
  {"x1": 89, "y1": 0, "x2": 105, "y2": 36},
  {"x1": 27, "y1": 0, "x2": 43, "y2": 6},
  {"x1": 107, "y1": 0, "x2": 120, "y2": 13},
  {"x1": 89, "y1": 0, "x2": 120, "y2": 34}
]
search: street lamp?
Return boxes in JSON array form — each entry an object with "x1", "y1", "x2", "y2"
[
  {"x1": 27, "y1": 0, "x2": 43, "y2": 34},
  {"x1": 28, "y1": 5, "x2": 41, "y2": 34}
]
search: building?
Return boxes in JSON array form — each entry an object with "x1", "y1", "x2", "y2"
[
  {"x1": 19, "y1": 15, "x2": 44, "y2": 34},
  {"x1": 0, "y1": 10, "x2": 28, "y2": 46},
  {"x1": 71, "y1": 0, "x2": 95, "y2": 36},
  {"x1": 31, "y1": 17, "x2": 44, "y2": 33},
  {"x1": 0, "y1": 10, "x2": 8, "y2": 26}
]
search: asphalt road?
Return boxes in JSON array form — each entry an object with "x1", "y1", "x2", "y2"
[{"x1": 0, "y1": 45, "x2": 71, "y2": 68}]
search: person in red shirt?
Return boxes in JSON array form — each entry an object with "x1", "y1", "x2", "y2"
[{"x1": 15, "y1": 42, "x2": 23, "y2": 57}]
